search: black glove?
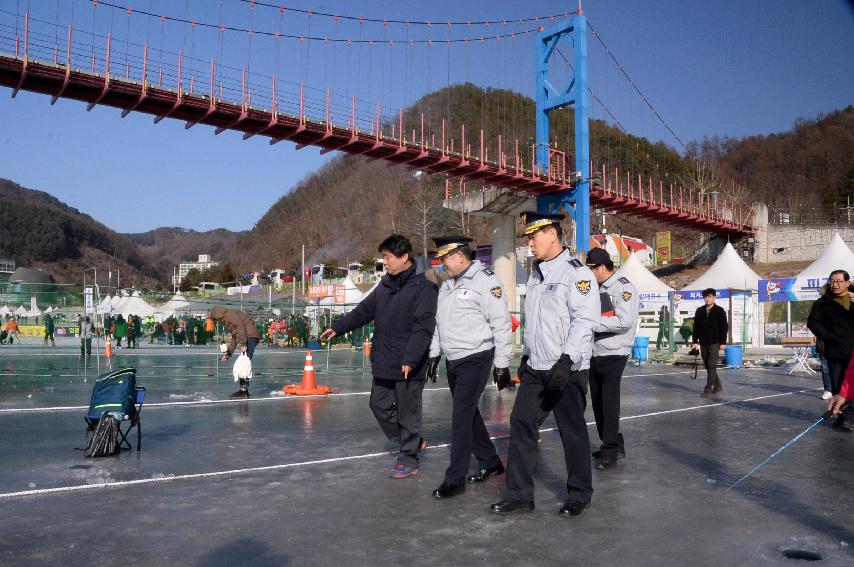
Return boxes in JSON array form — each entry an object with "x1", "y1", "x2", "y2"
[
  {"x1": 547, "y1": 354, "x2": 574, "y2": 391},
  {"x1": 426, "y1": 356, "x2": 441, "y2": 383},
  {"x1": 493, "y1": 367, "x2": 511, "y2": 391}
]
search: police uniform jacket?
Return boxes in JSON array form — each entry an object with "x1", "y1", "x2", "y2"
[
  {"x1": 593, "y1": 273, "x2": 639, "y2": 357},
  {"x1": 522, "y1": 248, "x2": 600, "y2": 371},
  {"x1": 429, "y1": 260, "x2": 513, "y2": 368}
]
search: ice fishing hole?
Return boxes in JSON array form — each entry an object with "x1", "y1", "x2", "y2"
[{"x1": 781, "y1": 549, "x2": 822, "y2": 561}]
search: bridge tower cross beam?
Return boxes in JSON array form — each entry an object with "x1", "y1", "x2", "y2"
[{"x1": 534, "y1": 11, "x2": 590, "y2": 253}]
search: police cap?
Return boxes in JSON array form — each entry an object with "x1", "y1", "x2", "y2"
[
  {"x1": 585, "y1": 247, "x2": 612, "y2": 268},
  {"x1": 519, "y1": 211, "x2": 564, "y2": 236},
  {"x1": 433, "y1": 235, "x2": 474, "y2": 258}
]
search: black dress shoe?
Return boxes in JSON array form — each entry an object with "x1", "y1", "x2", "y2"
[
  {"x1": 432, "y1": 483, "x2": 466, "y2": 499},
  {"x1": 467, "y1": 461, "x2": 505, "y2": 483},
  {"x1": 592, "y1": 448, "x2": 625, "y2": 460},
  {"x1": 595, "y1": 459, "x2": 616, "y2": 470},
  {"x1": 559, "y1": 501, "x2": 590, "y2": 518},
  {"x1": 490, "y1": 499, "x2": 534, "y2": 514}
]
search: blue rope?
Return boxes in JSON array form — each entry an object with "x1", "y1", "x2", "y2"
[{"x1": 728, "y1": 411, "x2": 833, "y2": 490}]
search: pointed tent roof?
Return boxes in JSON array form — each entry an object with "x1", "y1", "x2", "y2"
[
  {"x1": 340, "y1": 276, "x2": 365, "y2": 304},
  {"x1": 158, "y1": 294, "x2": 192, "y2": 316},
  {"x1": 795, "y1": 233, "x2": 854, "y2": 280},
  {"x1": 15, "y1": 305, "x2": 28, "y2": 315},
  {"x1": 114, "y1": 295, "x2": 156, "y2": 318},
  {"x1": 683, "y1": 243, "x2": 761, "y2": 291},
  {"x1": 99, "y1": 295, "x2": 112, "y2": 307},
  {"x1": 615, "y1": 253, "x2": 674, "y2": 293},
  {"x1": 0, "y1": 305, "x2": 9, "y2": 315}
]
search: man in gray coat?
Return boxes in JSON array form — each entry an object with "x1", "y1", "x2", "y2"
[
  {"x1": 427, "y1": 236, "x2": 513, "y2": 499},
  {"x1": 586, "y1": 247, "x2": 638, "y2": 470},
  {"x1": 491, "y1": 211, "x2": 600, "y2": 519}
]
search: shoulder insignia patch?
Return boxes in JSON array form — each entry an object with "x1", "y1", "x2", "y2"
[
  {"x1": 568, "y1": 258, "x2": 583, "y2": 268},
  {"x1": 482, "y1": 267, "x2": 494, "y2": 276},
  {"x1": 575, "y1": 280, "x2": 592, "y2": 295},
  {"x1": 490, "y1": 286, "x2": 503, "y2": 298},
  {"x1": 619, "y1": 277, "x2": 630, "y2": 284},
  {"x1": 622, "y1": 291, "x2": 633, "y2": 302}
]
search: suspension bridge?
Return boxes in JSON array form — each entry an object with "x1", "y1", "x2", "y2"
[{"x1": 0, "y1": 1, "x2": 755, "y2": 246}]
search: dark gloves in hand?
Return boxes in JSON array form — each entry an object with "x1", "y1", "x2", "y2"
[
  {"x1": 547, "y1": 354, "x2": 574, "y2": 391},
  {"x1": 426, "y1": 356, "x2": 441, "y2": 383},
  {"x1": 493, "y1": 367, "x2": 511, "y2": 390}
]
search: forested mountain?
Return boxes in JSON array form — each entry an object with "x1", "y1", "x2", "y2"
[
  {"x1": 126, "y1": 226, "x2": 245, "y2": 277},
  {"x1": 230, "y1": 83, "x2": 687, "y2": 272},
  {"x1": 689, "y1": 106, "x2": 854, "y2": 209},
  {"x1": 0, "y1": 179, "x2": 161, "y2": 287},
  {"x1": 0, "y1": 180, "x2": 240, "y2": 287}
]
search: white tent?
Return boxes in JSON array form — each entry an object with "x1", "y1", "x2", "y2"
[
  {"x1": 615, "y1": 253, "x2": 674, "y2": 293},
  {"x1": 361, "y1": 279, "x2": 380, "y2": 301},
  {"x1": 0, "y1": 305, "x2": 10, "y2": 315},
  {"x1": 99, "y1": 295, "x2": 112, "y2": 307},
  {"x1": 683, "y1": 243, "x2": 761, "y2": 291},
  {"x1": 340, "y1": 276, "x2": 365, "y2": 305},
  {"x1": 114, "y1": 295, "x2": 157, "y2": 318},
  {"x1": 27, "y1": 305, "x2": 43, "y2": 317},
  {"x1": 158, "y1": 294, "x2": 192, "y2": 316},
  {"x1": 795, "y1": 233, "x2": 854, "y2": 280},
  {"x1": 44, "y1": 306, "x2": 54, "y2": 313},
  {"x1": 14, "y1": 305, "x2": 27, "y2": 316}
]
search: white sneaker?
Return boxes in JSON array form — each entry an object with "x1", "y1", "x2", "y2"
[{"x1": 821, "y1": 391, "x2": 833, "y2": 400}]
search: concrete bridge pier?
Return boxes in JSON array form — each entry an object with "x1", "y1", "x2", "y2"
[{"x1": 444, "y1": 187, "x2": 535, "y2": 314}]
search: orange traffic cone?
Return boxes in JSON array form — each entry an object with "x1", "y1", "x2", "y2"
[
  {"x1": 363, "y1": 341, "x2": 372, "y2": 357},
  {"x1": 104, "y1": 335, "x2": 113, "y2": 358},
  {"x1": 284, "y1": 350, "x2": 331, "y2": 396}
]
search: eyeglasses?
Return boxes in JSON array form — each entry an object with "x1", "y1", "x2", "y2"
[{"x1": 830, "y1": 280, "x2": 847, "y2": 285}]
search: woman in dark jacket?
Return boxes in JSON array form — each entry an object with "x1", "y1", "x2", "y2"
[
  {"x1": 322, "y1": 235, "x2": 438, "y2": 478},
  {"x1": 807, "y1": 270, "x2": 854, "y2": 430}
]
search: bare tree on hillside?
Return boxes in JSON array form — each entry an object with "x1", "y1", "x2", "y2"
[{"x1": 409, "y1": 172, "x2": 443, "y2": 257}]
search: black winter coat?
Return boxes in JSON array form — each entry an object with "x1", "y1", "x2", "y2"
[
  {"x1": 692, "y1": 304, "x2": 728, "y2": 345},
  {"x1": 807, "y1": 293, "x2": 854, "y2": 361},
  {"x1": 332, "y1": 264, "x2": 438, "y2": 381}
]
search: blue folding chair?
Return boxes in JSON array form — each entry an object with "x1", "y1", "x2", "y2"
[{"x1": 84, "y1": 368, "x2": 147, "y2": 452}]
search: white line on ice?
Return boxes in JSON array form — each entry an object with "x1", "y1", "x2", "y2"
[
  {"x1": 0, "y1": 371, "x2": 695, "y2": 414},
  {"x1": 0, "y1": 388, "x2": 813, "y2": 500}
]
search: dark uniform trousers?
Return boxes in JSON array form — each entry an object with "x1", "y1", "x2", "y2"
[
  {"x1": 589, "y1": 355, "x2": 628, "y2": 460},
  {"x1": 701, "y1": 344, "x2": 721, "y2": 388},
  {"x1": 369, "y1": 377, "x2": 426, "y2": 466},
  {"x1": 444, "y1": 348, "x2": 500, "y2": 484},
  {"x1": 505, "y1": 363, "x2": 593, "y2": 504}
]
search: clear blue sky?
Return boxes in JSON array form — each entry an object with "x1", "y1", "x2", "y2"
[{"x1": 1, "y1": 0, "x2": 852, "y2": 232}]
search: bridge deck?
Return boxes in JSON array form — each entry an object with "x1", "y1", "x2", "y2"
[{"x1": 0, "y1": 53, "x2": 754, "y2": 237}]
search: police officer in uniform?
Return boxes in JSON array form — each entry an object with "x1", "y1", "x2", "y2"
[
  {"x1": 427, "y1": 236, "x2": 513, "y2": 499},
  {"x1": 491, "y1": 211, "x2": 600, "y2": 518},
  {"x1": 585, "y1": 247, "x2": 639, "y2": 470}
]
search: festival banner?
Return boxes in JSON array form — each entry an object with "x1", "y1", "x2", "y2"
[{"x1": 758, "y1": 276, "x2": 826, "y2": 303}]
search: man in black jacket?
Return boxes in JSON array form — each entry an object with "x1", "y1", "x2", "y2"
[
  {"x1": 321, "y1": 235, "x2": 438, "y2": 477},
  {"x1": 691, "y1": 288, "x2": 728, "y2": 397},
  {"x1": 807, "y1": 269, "x2": 854, "y2": 431}
]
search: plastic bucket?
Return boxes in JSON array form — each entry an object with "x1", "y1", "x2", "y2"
[
  {"x1": 632, "y1": 336, "x2": 650, "y2": 361},
  {"x1": 724, "y1": 345, "x2": 743, "y2": 367}
]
